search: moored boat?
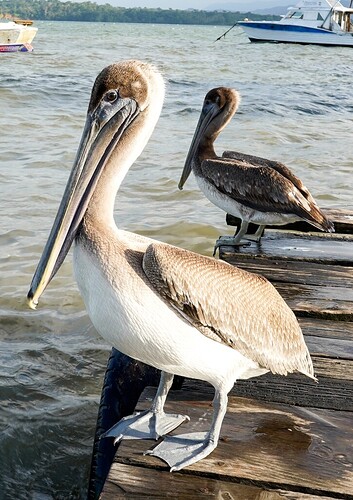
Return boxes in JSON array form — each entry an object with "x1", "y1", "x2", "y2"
[
  {"x1": 238, "y1": 0, "x2": 353, "y2": 46},
  {"x1": 0, "y1": 20, "x2": 38, "y2": 52}
]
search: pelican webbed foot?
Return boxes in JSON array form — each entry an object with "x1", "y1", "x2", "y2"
[
  {"x1": 101, "y1": 371, "x2": 189, "y2": 444},
  {"x1": 102, "y1": 409, "x2": 189, "y2": 444},
  {"x1": 213, "y1": 235, "x2": 251, "y2": 256},
  {"x1": 147, "y1": 388, "x2": 228, "y2": 471},
  {"x1": 213, "y1": 223, "x2": 266, "y2": 255},
  {"x1": 213, "y1": 219, "x2": 255, "y2": 256},
  {"x1": 146, "y1": 431, "x2": 217, "y2": 471}
]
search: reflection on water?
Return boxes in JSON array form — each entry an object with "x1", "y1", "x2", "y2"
[{"x1": 1, "y1": 20, "x2": 352, "y2": 498}]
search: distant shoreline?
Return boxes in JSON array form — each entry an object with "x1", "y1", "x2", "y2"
[{"x1": 0, "y1": 0, "x2": 280, "y2": 26}]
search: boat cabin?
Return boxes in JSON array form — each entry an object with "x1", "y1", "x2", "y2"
[
  {"x1": 332, "y1": 5, "x2": 353, "y2": 32},
  {"x1": 283, "y1": 0, "x2": 353, "y2": 32}
]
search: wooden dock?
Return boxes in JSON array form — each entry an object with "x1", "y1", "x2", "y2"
[{"x1": 92, "y1": 208, "x2": 353, "y2": 499}]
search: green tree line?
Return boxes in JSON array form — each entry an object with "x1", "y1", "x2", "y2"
[{"x1": 0, "y1": 0, "x2": 279, "y2": 25}]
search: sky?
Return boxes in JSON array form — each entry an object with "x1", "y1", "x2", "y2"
[{"x1": 92, "y1": 1, "x2": 287, "y2": 10}]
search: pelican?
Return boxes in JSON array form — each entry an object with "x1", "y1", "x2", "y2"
[
  {"x1": 27, "y1": 61, "x2": 315, "y2": 472},
  {"x1": 179, "y1": 87, "x2": 334, "y2": 254}
]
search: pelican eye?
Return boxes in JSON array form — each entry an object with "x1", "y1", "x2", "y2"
[
  {"x1": 205, "y1": 95, "x2": 220, "y2": 107},
  {"x1": 105, "y1": 90, "x2": 119, "y2": 103}
]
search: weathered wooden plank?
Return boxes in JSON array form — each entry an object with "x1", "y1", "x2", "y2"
[
  {"x1": 220, "y1": 247, "x2": 353, "y2": 321},
  {"x1": 277, "y1": 282, "x2": 353, "y2": 303},
  {"x1": 299, "y1": 317, "x2": 353, "y2": 341},
  {"x1": 226, "y1": 207, "x2": 353, "y2": 235},
  {"x1": 274, "y1": 282, "x2": 353, "y2": 321},
  {"x1": 306, "y1": 336, "x2": 353, "y2": 360},
  {"x1": 107, "y1": 386, "x2": 353, "y2": 498},
  {"x1": 100, "y1": 463, "x2": 338, "y2": 499},
  {"x1": 234, "y1": 375, "x2": 353, "y2": 411},
  {"x1": 137, "y1": 367, "x2": 346, "y2": 417},
  {"x1": 220, "y1": 258, "x2": 353, "y2": 289},
  {"x1": 312, "y1": 357, "x2": 353, "y2": 380},
  {"x1": 219, "y1": 232, "x2": 353, "y2": 266}
]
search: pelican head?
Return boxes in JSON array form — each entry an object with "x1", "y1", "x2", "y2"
[
  {"x1": 178, "y1": 87, "x2": 240, "y2": 190},
  {"x1": 27, "y1": 60, "x2": 165, "y2": 309}
]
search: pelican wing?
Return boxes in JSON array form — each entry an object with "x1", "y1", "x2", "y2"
[
  {"x1": 201, "y1": 158, "x2": 332, "y2": 231},
  {"x1": 142, "y1": 242, "x2": 314, "y2": 378},
  {"x1": 222, "y1": 150, "x2": 314, "y2": 200}
]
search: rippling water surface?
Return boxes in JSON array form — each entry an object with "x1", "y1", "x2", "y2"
[{"x1": 1, "y1": 20, "x2": 352, "y2": 499}]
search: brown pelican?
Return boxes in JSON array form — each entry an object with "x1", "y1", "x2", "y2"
[
  {"x1": 179, "y1": 87, "x2": 334, "y2": 254},
  {"x1": 27, "y1": 61, "x2": 315, "y2": 471}
]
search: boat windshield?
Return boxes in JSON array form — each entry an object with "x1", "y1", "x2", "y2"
[{"x1": 289, "y1": 11, "x2": 304, "y2": 18}]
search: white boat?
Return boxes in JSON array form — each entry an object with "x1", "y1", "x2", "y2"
[
  {"x1": 0, "y1": 20, "x2": 38, "y2": 52},
  {"x1": 238, "y1": 0, "x2": 353, "y2": 46}
]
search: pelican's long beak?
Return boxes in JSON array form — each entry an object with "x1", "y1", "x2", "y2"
[
  {"x1": 178, "y1": 101, "x2": 219, "y2": 190},
  {"x1": 27, "y1": 94, "x2": 139, "y2": 309}
]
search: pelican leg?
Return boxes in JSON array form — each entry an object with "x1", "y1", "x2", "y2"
[
  {"x1": 213, "y1": 220, "x2": 250, "y2": 256},
  {"x1": 243, "y1": 224, "x2": 266, "y2": 242},
  {"x1": 146, "y1": 389, "x2": 228, "y2": 471},
  {"x1": 102, "y1": 371, "x2": 189, "y2": 444}
]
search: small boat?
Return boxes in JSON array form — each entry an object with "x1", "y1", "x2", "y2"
[
  {"x1": 0, "y1": 20, "x2": 38, "y2": 52},
  {"x1": 14, "y1": 19, "x2": 34, "y2": 26},
  {"x1": 238, "y1": 0, "x2": 353, "y2": 47}
]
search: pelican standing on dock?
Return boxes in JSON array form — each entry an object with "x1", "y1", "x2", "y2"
[
  {"x1": 28, "y1": 61, "x2": 315, "y2": 471},
  {"x1": 179, "y1": 88, "x2": 334, "y2": 254}
]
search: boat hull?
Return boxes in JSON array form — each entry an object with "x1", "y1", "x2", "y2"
[
  {"x1": 238, "y1": 22, "x2": 353, "y2": 47},
  {"x1": 0, "y1": 43, "x2": 34, "y2": 52}
]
